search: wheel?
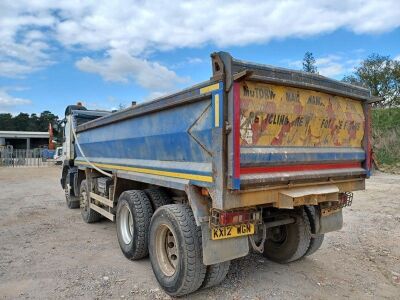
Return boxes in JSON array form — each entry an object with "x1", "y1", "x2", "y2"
[
  {"x1": 80, "y1": 180, "x2": 102, "y2": 223},
  {"x1": 305, "y1": 234, "x2": 324, "y2": 256},
  {"x1": 201, "y1": 261, "x2": 230, "y2": 289},
  {"x1": 304, "y1": 206, "x2": 324, "y2": 256},
  {"x1": 116, "y1": 190, "x2": 153, "y2": 260},
  {"x1": 144, "y1": 188, "x2": 172, "y2": 210},
  {"x1": 64, "y1": 177, "x2": 79, "y2": 209},
  {"x1": 262, "y1": 210, "x2": 311, "y2": 263},
  {"x1": 149, "y1": 204, "x2": 206, "y2": 297}
]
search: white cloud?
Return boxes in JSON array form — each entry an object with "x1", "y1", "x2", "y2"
[
  {"x1": 0, "y1": 88, "x2": 32, "y2": 113},
  {"x1": 394, "y1": 54, "x2": 400, "y2": 61},
  {"x1": 288, "y1": 54, "x2": 361, "y2": 79},
  {"x1": 169, "y1": 56, "x2": 207, "y2": 70},
  {"x1": 0, "y1": 1, "x2": 56, "y2": 77},
  {"x1": 1, "y1": 0, "x2": 400, "y2": 87},
  {"x1": 315, "y1": 56, "x2": 345, "y2": 77},
  {"x1": 52, "y1": 0, "x2": 400, "y2": 52},
  {"x1": 76, "y1": 50, "x2": 188, "y2": 92},
  {"x1": 187, "y1": 57, "x2": 204, "y2": 64}
]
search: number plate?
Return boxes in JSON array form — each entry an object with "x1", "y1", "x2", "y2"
[{"x1": 211, "y1": 223, "x2": 255, "y2": 240}]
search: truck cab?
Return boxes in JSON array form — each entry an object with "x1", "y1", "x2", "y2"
[{"x1": 61, "y1": 106, "x2": 111, "y2": 208}]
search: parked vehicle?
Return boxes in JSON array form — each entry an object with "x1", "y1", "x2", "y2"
[
  {"x1": 53, "y1": 146, "x2": 64, "y2": 164},
  {"x1": 60, "y1": 52, "x2": 372, "y2": 296},
  {"x1": 41, "y1": 148, "x2": 55, "y2": 160}
]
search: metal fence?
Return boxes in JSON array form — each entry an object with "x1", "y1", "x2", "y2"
[{"x1": 0, "y1": 146, "x2": 54, "y2": 167}]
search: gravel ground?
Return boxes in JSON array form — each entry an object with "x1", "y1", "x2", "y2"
[{"x1": 0, "y1": 167, "x2": 399, "y2": 299}]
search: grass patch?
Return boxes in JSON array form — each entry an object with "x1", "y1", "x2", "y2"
[{"x1": 372, "y1": 108, "x2": 400, "y2": 165}]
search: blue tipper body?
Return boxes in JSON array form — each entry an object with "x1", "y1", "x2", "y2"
[
  {"x1": 73, "y1": 51, "x2": 371, "y2": 197},
  {"x1": 74, "y1": 81, "x2": 224, "y2": 188}
]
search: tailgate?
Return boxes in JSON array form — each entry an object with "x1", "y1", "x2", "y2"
[{"x1": 230, "y1": 79, "x2": 370, "y2": 188}]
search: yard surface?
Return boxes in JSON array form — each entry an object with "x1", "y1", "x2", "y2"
[{"x1": 0, "y1": 167, "x2": 399, "y2": 299}]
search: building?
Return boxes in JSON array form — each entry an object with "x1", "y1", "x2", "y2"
[{"x1": 0, "y1": 131, "x2": 49, "y2": 150}]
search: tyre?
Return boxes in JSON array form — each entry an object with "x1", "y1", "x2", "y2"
[
  {"x1": 262, "y1": 209, "x2": 311, "y2": 263},
  {"x1": 201, "y1": 261, "x2": 230, "y2": 289},
  {"x1": 80, "y1": 180, "x2": 102, "y2": 223},
  {"x1": 144, "y1": 188, "x2": 172, "y2": 210},
  {"x1": 64, "y1": 177, "x2": 79, "y2": 209},
  {"x1": 304, "y1": 206, "x2": 324, "y2": 256},
  {"x1": 149, "y1": 204, "x2": 206, "y2": 297},
  {"x1": 116, "y1": 190, "x2": 153, "y2": 260},
  {"x1": 305, "y1": 234, "x2": 324, "y2": 256}
]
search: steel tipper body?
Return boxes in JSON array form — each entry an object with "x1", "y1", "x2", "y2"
[{"x1": 61, "y1": 52, "x2": 372, "y2": 297}]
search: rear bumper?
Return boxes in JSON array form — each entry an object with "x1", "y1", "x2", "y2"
[
  {"x1": 223, "y1": 177, "x2": 365, "y2": 210},
  {"x1": 239, "y1": 167, "x2": 366, "y2": 186}
]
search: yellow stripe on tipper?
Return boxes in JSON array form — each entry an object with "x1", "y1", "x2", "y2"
[
  {"x1": 75, "y1": 161, "x2": 213, "y2": 183},
  {"x1": 200, "y1": 83, "x2": 220, "y2": 94},
  {"x1": 214, "y1": 94, "x2": 220, "y2": 127}
]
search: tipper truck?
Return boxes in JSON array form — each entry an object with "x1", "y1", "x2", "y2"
[{"x1": 61, "y1": 52, "x2": 372, "y2": 296}]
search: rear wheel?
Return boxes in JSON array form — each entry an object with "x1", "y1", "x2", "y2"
[
  {"x1": 80, "y1": 180, "x2": 102, "y2": 223},
  {"x1": 144, "y1": 188, "x2": 172, "y2": 210},
  {"x1": 149, "y1": 204, "x2": 206, "y2": 297},
  {"x1": 304, "y1": 206, "x2": 324, "y2": 256},
  {"x1": 262, "y1": 210, "x2": 311, "y2": 263},
  {"x1": 64, "y1": 178, "x2": 79, "y2": 209},
  {"x1": 116, "y1": 190, "x2": 153, "y2": 260},
  {"x1": 305, "y1": 234, "x2": 324, "y2": 256},
  {"x1": 201, "y1": 261, "x2": 230, "y2": 289}
]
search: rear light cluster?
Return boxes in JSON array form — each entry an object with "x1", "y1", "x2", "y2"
[
  {"x1": 220, "y1": 211, "x2": 249, "y2": 225},
  {"x1": 211, "y1": 209, "x2": 261, "y2": 226}
]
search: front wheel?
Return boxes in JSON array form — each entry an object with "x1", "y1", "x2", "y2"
[
  {"x1": 149, "y1": 204, "x2": 206, "y2": 297},
  {"x1": 64, "y1": 178, "x2": 79, "y2": 209},
  {"x1": 262, "y1": 210, "x2": 311, "y2": 263}
]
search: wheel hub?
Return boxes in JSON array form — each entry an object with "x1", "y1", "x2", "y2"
[
  {"x1": 119, "y1": 204, "x2": 134, "y2": 245},
  {"x1": 270, "y1": 226, "x2": 287, "y2": 244},
  {"x1": 155, "y1": 224, "x2": 178, "y2": 276},
  {"x1": 80, "y1": 190, "x2": 88, "y2": 212},
  {"x1": 64, "y1": 182, "x2": 70, "y2": 200}
]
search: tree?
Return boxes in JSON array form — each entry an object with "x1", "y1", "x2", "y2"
[
  {"x1": 38, "y1": 111, "x2": 60, "y2": 140},
  {"x1": 28, "y1": 113, "x2": 40, "y2": 131},
  {"x1": 0, "y1": 113, "x2": 14, "y2": 130},
  {"x1": 343, "y1": 54, "x2": 400, "y2": 107},
  {"x1": 38, "y1": 111, "x2": 58, "y2": 131},
  {"x1": 13, "y1": 113, "x2": 30, "y2": 131},
  {"x1": 302, "y1": 51, "x2": 318, "y2": 73}
]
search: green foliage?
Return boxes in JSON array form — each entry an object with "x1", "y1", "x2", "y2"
[
  {"x1": 0, "y1": 113, "x2": 14, "y2": 130},
  {"x1": 372, "y1": 108, "x2": 400, "y2": 165},
  {"x1": 372, "y1": 107, "x2": 400, "y2": 130},
  {"x1": 343, "y1": 54, "x2": 400, "y2": 108},
  {"x1": 302, "y1": 51, "x2": 318, "y2": 73}
]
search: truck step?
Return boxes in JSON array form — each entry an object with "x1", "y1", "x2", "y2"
[
  {"x1": 89, "y1": 202, "x2": 114, "y2": 221},
  {"x1": 90, "y1": 192, "x2": 114, "y2": 207}
]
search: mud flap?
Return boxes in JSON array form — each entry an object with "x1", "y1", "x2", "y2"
[
  {"x1": 187, "y1": 185, "x2": 249, "y2": 265},
  {"x1": 201, "y1": 223, "x2": 249, "y2": 265},
  {"x1": 66, "y1": 167, "x2": 78, "y2": 197},
  {"x1": 315, "y1": 208, "x2": 343, "y2": 234}
]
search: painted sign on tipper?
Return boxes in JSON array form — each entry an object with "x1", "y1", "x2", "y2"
[{"x1": 239, "y1": 81, "x2": 365, "y2": 148}]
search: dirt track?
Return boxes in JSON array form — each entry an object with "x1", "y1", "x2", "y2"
[{"x1": 0, "y1": 167, "x2": 399, "y2": 299}]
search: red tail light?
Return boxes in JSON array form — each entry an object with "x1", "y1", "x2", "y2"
[{"x1": 219, "y1": 211, "x2": 251, "y2": 226}]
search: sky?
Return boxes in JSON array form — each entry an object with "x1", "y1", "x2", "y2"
[{"x1": 1, "y1": 0, "x2": 400, "y2": 117}]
